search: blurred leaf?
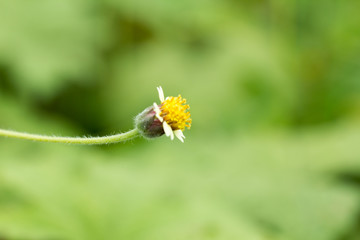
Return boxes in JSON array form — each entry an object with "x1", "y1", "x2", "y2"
[{"x1": 0, "y1": 0, "x2": 105, "y2": 100}]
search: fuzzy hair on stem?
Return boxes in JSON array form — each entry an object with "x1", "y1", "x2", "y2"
[{"x1": 0, "y1": 128, "x2": 139, "y2": 145}]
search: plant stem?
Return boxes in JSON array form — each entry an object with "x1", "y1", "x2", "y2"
[{"x1": 0, "y1": 128, "x2": 139, "y2": 145}]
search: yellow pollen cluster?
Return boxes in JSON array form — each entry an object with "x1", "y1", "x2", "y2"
[{"x1": 160, "y1": 95, "x2": 192, "y2": 131}]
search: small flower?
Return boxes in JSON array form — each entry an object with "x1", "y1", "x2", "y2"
[
  {"x1": 135, "y1": 86, "x2": 191, "y2": 142},
  {"x1": 152, "y1": 86, "x2": 191, "y2": 142}
]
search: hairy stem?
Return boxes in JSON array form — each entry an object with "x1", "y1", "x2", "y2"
[{"x1": 0, "y1": 128, "x2": 139, "y2": 145}]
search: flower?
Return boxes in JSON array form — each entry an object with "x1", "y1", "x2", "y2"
[
  {"x1": 135, "y1": 86, "x2": 191, "y2": 142},
  {"x1": 153, "y1": 86, "x2": 191, "y2": 142}
]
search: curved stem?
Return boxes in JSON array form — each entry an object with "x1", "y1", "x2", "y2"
[{"x1": 0, "y1": 128, "x2": 139, "y2": 145}]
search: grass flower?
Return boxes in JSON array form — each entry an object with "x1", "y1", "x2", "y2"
[
  {"x1": 136, "y1": 86, "x2": 191, "y2": 142},
  {"x1": 0, "y1": 86, "x2": 191, "y2": 145},
  {"x1": 153, "y1": 86, "x2": 192, "y2": 142}
]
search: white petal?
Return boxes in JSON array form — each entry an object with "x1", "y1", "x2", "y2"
[
  {"x1": 153, "y1": 102, "x2": 163, "y2": 122},
  {"x1": 157, "y1": 86, "x2": 165, "y2": 102},
  {"x1": 163, "y1": 121, "x2": 174, "y2": 140},
  {"x1": 174, "y1": 130, "x2": 185, "y2": 142}
]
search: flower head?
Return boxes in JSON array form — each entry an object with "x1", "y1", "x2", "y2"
[
  {"x1": 153, "y1": 86, "x2": 191, "y2": 142},
  {"x1": 135, "y1": 86, "x2": 191, "y2": 142}
]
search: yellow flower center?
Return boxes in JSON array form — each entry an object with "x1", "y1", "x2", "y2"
[{"x1": 160, "y1": 95, "x2": 192, "y2": 131}]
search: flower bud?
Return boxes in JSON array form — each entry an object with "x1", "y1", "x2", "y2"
[{"x1": 135, "y1": 106, "x2": 165, "y2": 138}]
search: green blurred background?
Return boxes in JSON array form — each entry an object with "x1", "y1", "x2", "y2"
[{"x1": 1, "y1": 0, "x2": 360, "y2": 239}]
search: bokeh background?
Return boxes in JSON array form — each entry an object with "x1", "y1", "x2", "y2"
[{"x1": 1, "y1": 0, "x2": 360, "y2": 239}]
